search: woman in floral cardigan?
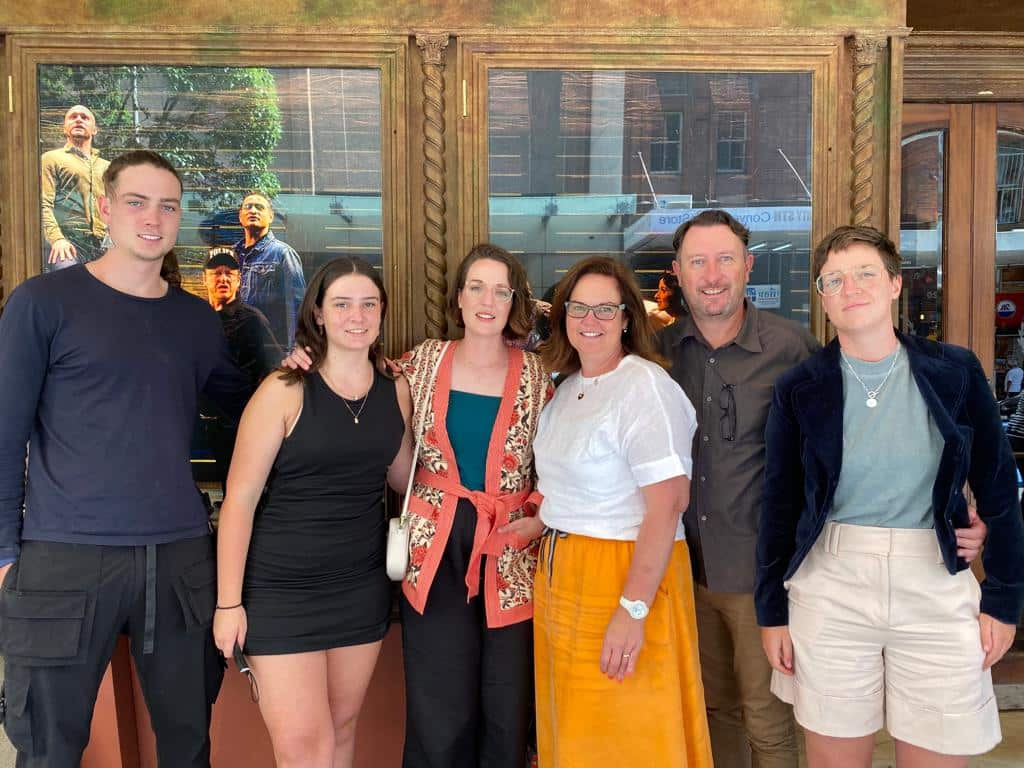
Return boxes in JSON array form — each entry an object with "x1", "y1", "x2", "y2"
[{"x1": 398, "y1": 243, "x2": 552, "y2": 768}]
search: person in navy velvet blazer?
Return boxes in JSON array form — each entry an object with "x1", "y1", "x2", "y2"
[{"x1": 756, "y1": 225, "x2": 1023, "y2": 767}]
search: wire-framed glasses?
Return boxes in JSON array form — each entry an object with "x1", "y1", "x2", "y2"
[
  {"x1": 564, "y1": 301, "x2": 626, "y2": 320},
  {"x1": 465, "y1": 281, "x2": 514, "y2": 302},
  {"x1": 815, "y1": 265, "x2": 883, "y2": 296}
]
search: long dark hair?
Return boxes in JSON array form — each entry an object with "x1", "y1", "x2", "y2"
[
  {"x1": 540, "y1": 256, "x2": 666, "y2": 375},
  {"x1": 279, "y1": 256, "x2": 390, "y2": 384}
]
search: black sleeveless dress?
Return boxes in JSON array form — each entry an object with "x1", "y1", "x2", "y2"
[{"x1": 242, "y1": 368, "x2": 403, "y2": 654}]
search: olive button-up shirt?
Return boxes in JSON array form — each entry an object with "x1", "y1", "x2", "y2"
[{"x1": 656, "y1": 301, "x2": 819, "y2": 593}]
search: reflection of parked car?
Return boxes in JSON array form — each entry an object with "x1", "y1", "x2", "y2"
[{"x1": 197, "y1": 209, "x2": 290, "y2": 247}]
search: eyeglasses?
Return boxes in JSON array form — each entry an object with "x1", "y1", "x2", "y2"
[
  {"x1": 564, "y1": 301, "x2": 627, "y2": 321},
  {"x1": 465, "y1": 281, "x2": 514, "y2": 303},
  {"x1": 719, "y1": 384, "x2": 736, "y2": 442},
  {"x1": 815, "y1": 266, "x2": 883, "y2": 296}
]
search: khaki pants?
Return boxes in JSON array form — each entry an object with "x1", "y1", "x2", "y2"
[{"x1": 695, "y1": 585, "x2": 798, "y2": 768}]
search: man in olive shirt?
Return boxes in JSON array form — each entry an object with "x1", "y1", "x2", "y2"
[
  {"x1": 40, "y1": 105, "x2": 110, "y2": 268},
  {"x1": 657, "y1": 210, "x2": 814, "y2": 768}
]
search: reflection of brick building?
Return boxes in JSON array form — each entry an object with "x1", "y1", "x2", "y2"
[
  {"x1": 488, "y1": 71, "x2": 812, "y2": 206},
  {"x1": 487, "y1": 71, "x2": 814, "y2": 325}
]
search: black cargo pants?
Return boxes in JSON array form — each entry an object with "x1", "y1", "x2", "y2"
[{"x1": 0, "y1": 535, "x2": 224, "y2": 767}]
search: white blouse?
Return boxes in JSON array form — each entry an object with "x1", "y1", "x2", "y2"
[{"x1": 534, "y1": 355, "x2": 697, "y2": 541}]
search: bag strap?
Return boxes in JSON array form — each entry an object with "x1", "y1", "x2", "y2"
[{"x1": 399, "y1": 341, "x2": 451, "y2": 522}]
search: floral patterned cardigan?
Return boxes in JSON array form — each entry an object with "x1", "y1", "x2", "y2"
[{"x1": 399, "y1": 339, "x2": 553, "y2": 628}]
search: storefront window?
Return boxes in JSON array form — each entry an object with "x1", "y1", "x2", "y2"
[
  {"x1": 37, "y1": 65, "x2": 384, "y2": 296},
  {"x1": 486, "y1": 70, "x2": 813, "y2": 326}
]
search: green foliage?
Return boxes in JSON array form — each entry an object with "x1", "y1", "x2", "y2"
[{"x1": 38, "y1": 65, "x2": 283, "y2": 210}]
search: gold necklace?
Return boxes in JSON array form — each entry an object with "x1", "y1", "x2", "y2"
[{"x1": 322, "y1": 367, "x2": 373, "y2": 424}]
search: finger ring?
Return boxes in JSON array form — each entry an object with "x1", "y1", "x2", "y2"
[{"x1": 622, "y1": 653, "x2": 631, "y2": 659}]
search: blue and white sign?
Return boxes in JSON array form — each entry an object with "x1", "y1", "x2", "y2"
[
  {"x1": 624, "y1": 206, "x2": 812, "y2": 251},
  {"x1": 746, "y1": 284, "x2": 782, "y2": 309},
  {"x1": 998, "y1": 299, "x2": 1017, "y2": 319}
]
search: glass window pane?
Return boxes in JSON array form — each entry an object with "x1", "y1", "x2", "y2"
[
  {"x1": 38, "y1": 65, "x2": 384, "y2": 310},
  {"x1": 899, "y1": 129, "x2": 944, "y2": 341},
  {"x1": 994, "y1": 107, "x2": 1024, "y2": 404},
  {"x1": 486, "y1": 70, "x2": 813, "y2": 327}
]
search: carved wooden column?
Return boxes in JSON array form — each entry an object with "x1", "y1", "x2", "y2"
[
  {"x1": 849, "y1": 35, "x2": 887, "y2": 228},
  {"x1": 416, "y1": 33, "x2": 451, "y2": 339}
]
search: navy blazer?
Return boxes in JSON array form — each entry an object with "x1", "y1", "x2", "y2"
[{"x1": 755, "y1": 331, "x2": 1024, "y2": 627}]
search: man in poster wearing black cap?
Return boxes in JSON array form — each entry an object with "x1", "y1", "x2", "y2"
[{"x1": 202, "y1": 247, "x2": 280, "y2": 490}]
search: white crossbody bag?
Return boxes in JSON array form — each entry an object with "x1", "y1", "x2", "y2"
[{"x1": 386, "y1": 341, "x2": 451, "y2": 581}]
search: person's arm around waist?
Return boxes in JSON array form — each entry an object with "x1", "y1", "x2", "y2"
[
  {"x1": 602, "y1": 475, "x2": 688, "y2": 682},
  {"x1": 213, "y1": 374, "x2": 300, "y2": 657}
]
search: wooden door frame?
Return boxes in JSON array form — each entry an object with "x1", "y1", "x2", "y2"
[{"x1": 905, "y1": 32, "x2": 1024, "y2": 376}]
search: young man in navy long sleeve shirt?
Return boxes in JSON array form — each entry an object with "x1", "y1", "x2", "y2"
[{"x1": 0, "y1": 150, "x2": 250, "y2": 767}]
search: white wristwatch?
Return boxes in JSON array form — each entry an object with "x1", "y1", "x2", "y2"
[{"x1": 619, "y1": 595, "x2": 650, "y2": 620}]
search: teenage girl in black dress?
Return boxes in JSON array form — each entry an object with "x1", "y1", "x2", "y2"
[{"x1": 214, "y1": 256, "x2": 413, "y2": 768}]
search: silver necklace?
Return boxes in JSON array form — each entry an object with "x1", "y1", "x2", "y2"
[{"x1": 840, "y1": 347, "x2": 900, "y2": 409}]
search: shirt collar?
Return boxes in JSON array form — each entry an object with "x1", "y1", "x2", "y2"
[
  {"x1": 62, "y1": 142, "x2": 98, "y2": 160},
  {"x1": 236, "y1": 230, "x2": 277, "y2": 254},
  {"x1": 671, "y1": 299, "x2": 763, "y2": 354}
]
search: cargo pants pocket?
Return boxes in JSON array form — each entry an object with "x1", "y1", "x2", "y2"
[
  {"x1": 171, "y1": 558, "x2": 217, "y2": 632},
  {"x1": 0, "y1": 588, "x2": 94, "y2": 758},
  {"x1": 0, "y1": 588, "x2": 92, "y2": 666}
]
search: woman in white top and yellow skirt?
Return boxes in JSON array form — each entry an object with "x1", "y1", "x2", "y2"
[{"x1": 533, "y1": 256, "x2": 713, "y2": 768}]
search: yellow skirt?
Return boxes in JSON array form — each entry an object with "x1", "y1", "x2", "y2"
[{"x1": 535, "y1": 534, "x2": 713, "y2": 768}]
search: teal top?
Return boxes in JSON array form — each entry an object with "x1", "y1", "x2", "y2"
[
  {"x1": 830, "y1": 345, "x2": 945, "y2": 529},
  {"x1": 447, "y1": 390, "x2": 501, "y2": 492}
]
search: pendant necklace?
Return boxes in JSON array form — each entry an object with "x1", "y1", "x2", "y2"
[
  {"x1": 840, "y1": 347, "x2": 900, "y2": 409},
  {"x1": 323, "y1": 368, "x2": 372, "y2": 423},
  {"x1": 577, "y1": 375, "x2": 599, "y2": 400},
  {"x1": 342, "y1": 392, "x2": 370, "y2": 424}
]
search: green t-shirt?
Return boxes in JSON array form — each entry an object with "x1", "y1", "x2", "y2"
[
  {"x1": 830, "y1": 345, "x2": 944, "y2": 529},
  {"x1": 447, "y1": 390, "x2": 501, "y2": 492}
]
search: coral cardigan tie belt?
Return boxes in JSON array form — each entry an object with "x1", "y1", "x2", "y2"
[{"x1": 415, "y1": 469, "x2": 540, "y2": 600}]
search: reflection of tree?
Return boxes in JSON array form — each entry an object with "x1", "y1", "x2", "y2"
[{"x1": 39, "y1": 66, "x2": 283, "y2": 210}]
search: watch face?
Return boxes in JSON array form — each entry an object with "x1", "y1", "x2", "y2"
[{"x1": 628, "y1": 602, "x2": 648, "y2": 619}]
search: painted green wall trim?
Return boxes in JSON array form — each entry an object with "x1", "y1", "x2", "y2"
[{"x1": 2, "y1": 0, "x2": 903, "y2": 30}]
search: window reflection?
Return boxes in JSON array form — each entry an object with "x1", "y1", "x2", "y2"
[
  {"x1": 487, "y1": 70, "x2": 813, "y2": 326},
  {"x1": 994, "y1": 117, "x2": 1024, "y2": 399},
  {"x1": 899, "y1": 129, "x2": 944, "y2": 341},
  {"x1": 38, "y1": 65, "x2": 385, "y2": 295}
]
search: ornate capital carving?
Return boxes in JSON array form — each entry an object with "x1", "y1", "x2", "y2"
[
  {"x1": 850, "y1": 35, "x2": 887, "y2": 67},
  {"x1": 416, "y1": 33, "x2": 450, "y2": 67}
]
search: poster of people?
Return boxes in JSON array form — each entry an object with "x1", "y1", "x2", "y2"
[{"x1": 37, "y1": 64, "x2": 386, "y2": 491}]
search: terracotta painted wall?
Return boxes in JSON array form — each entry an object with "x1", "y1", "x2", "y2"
[
  {"x1": 1, "y1": 0, "x2": 902, "y2": 30},
  {"x1": 82, "y1": 626, "x2": 406, "y2": 767}
]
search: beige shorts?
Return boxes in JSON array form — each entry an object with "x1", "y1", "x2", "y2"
[{"x1": 771, "y1": 522, "x2": 1000, "y2": 755}]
